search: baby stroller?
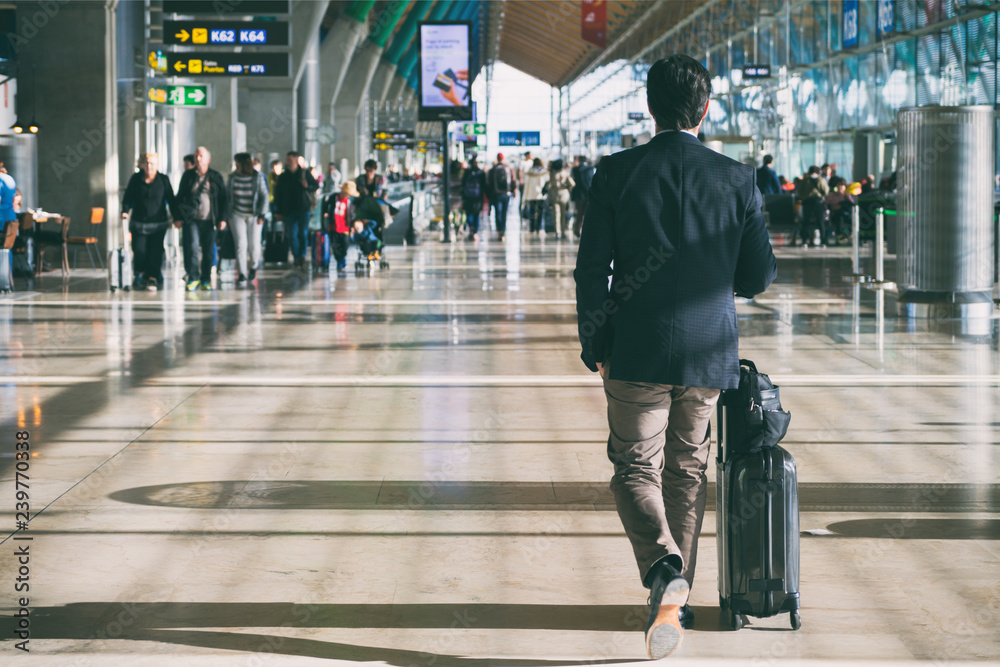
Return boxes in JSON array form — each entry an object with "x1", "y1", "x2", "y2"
[{"x1": 352, "y1": 219, "x2": 389, "y2": 275}]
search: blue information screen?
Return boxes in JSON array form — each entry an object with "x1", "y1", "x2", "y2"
[
  {"x1": 499, "y1": 131, "x2": 540, "y2": 146},
  {"x1": 876, "y1": 0, "x2": 894, "y2": 37},
  {"x1": 843, "y1": 0, "x2": 859, "y2": 48}
]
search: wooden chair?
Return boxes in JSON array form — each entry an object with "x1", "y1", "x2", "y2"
[
  {"x1": 34, "y1": 215, "x2": 70, "y2": 277},
  {"x1": 67, "y1": 207, "x2": 105, "y2": 269}
]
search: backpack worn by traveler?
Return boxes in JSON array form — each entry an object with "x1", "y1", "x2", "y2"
[
  {"x1": 490, "y1": 164, "x2": 511, "y2": 195},
  {"x1": 463, "y1": 170, "x2": 483, "y2": 199}
]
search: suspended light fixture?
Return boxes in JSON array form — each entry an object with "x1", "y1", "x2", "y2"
[
  {"x1": 11, "y1": 121, "x2": 24, "y2": 134},
  {"x1": 26, "y1": 64, "x2": 38, "y2": 134}
]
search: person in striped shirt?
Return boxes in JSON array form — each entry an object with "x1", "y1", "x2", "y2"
[{"x1": 226, "y1": 153, "x2": 269, "y2": 287}]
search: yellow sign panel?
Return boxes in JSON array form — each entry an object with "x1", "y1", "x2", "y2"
[
  {"x1": 188, "y1": 59, "x2": 202, "y2": 74},
  {"x1": 148, "y1": 87, "x2": 168, "y2": 104},
  {"x1": 193, "y1": 28, "x2": 208, "y2": 44},
  {"x1": 148, "y1": 50, "x2": 167, "y2": 72}
]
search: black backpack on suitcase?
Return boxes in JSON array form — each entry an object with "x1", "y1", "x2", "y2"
[{"x1": 717, "y1": 359, "x2": 800, "y2": 631}]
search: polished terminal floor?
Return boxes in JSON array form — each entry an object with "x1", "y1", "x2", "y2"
[{"x1": 1, "y1": 216, "x2": 999, "y2": 666}]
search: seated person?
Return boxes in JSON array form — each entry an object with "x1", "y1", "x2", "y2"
[
  {"x1": 351, "y1": 219, "x2": 381, "y2": 259},
  {"x1": 825, "y1": 177, "x2": 855, "y2": 243}
]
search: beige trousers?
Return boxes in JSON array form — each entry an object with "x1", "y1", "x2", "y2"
[{"x1": 602, "y1": 370, "x2": 720, "y2": 588}]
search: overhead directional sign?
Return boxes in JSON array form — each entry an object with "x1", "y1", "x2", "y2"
[
  {"x1": 164, "y1": 20, "x2": 289, "y2": 46},
  {"x1": 372, "y1": 130, "x2": 414, "y2": 142},
  {"x1": 374, "y1": 142, "x2": 413, "y2": 151},
  {"x1": 163, "y1": 0, "x2": 289, "y2": 14},
  {"x1": 742, "y1": 64, "x2": 772, "y2": 78},
  {"x1": 498, "y1": 131, "x2": 540, "y2": 147},
  {"x1": 461, "y1": 122, "x2": 486, "y2": 135},
  {"x1": 148, "y1": 84, "x2": 211, "y2": 107},
  {"x1": 416, "y1": 140, "x2": 442, "y2": 154},
  {"x1": 168, "y1": 53, "x2": 289, "y2": 77}
]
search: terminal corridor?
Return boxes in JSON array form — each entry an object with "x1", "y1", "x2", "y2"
[{"x1": 1, "y1": 228, "x2": 998, "y2": 665}]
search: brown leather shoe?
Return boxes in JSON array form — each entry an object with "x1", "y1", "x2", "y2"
[{"x1": 645, "y1": 561, "x2": 689, "y2": 659}]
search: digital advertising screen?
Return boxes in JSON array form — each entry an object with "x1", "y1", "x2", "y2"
[{"x1": 418, "y1": 21, "x2": 472, "y2": 122}]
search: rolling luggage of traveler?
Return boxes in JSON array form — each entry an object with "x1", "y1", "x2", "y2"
[
  {"x1": 108, "y1": 214, "x2": 134, "y2": 291},
  {"x1": 716, "y1": 359, "x2": 800, "y2": 631},
  {"x1": 0, "y1": 220, "x2": 14, "y2": 292},
  {"x1": 217, "y1": 227, "x2": 236, "y2": 284},
  {"x1": 312, "y1": 230, "x2": 330, "y2": 269},
  {"x1": 264, "y1": 218, "x2": 289, "y2": 264},
  {"x1": 0, "y1": 248, "x2": 12, "y2": 293}
]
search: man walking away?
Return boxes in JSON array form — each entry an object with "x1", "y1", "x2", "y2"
[
  {"x1": 177, "y1": 146, "x2": 228, "y2": 291},
  {"x1": 756, "y1": 154, "x2": 781, "y2": 196},
  {"x1": 487, "y1": 153, "x2": 515, "y2": 241},
  {"x1": 461, "y1": 156, "x2": 487, "y2": 240},
  {"x1": 574, "y1": 54, "x2": 776, "y2": 659},
  {"x1": 275, "y1": 151, "x2": 319, "y2": 270},
  {"x1": 570, "y1": 155, "x2": 595, "y2": 238}
]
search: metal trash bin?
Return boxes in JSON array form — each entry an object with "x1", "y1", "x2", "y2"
[{"x1": 896, "y1": 106, "x2": 995, "y2": 318}]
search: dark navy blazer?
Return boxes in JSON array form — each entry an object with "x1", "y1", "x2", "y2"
[{"x1": 574, "y1": 131, "x2": 777, "y2": 390}]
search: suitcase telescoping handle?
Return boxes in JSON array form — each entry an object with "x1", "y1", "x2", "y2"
[{"x1": 717, "y1": 400, "x2": 727, "y2": 465}]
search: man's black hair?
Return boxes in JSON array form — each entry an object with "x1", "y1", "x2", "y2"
[
  {"x1": 364, "y1": 159, "x2": 378, "y2": 170},
  {"x1": 647, "y1": 55, "x2": 711, "y2": 132},
  {"x1": 286, "y1": 151, "x2": 301, "y2": 158},
  {"x1": 183, "y1": 154, "x2": 195, "y2": 164},
  {"x1": 763, "y1": 154, "x2": 774, "y2": 165}
]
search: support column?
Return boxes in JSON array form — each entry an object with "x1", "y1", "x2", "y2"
[
  {"x1": 195, "y1": 79, "x2": 238, "y2": 170},
  {"x1": 20, "y1": 0, "x2": 121, "y2": 249},
  {"x1": 297, "y1": 35, "x2": 320, "y2": 165},
  {"x1": 319, "y1": 1, "x2": 375, "y2": 163},
  {"x1": 289, "y1": 0, "x2": 330, "y2": 166},
  {"x1": 332, "y1": 0, "x2": 407, "y2": 174},
  {"x1": 333, "y1": 43, "x2": 382, "y2": 175}
]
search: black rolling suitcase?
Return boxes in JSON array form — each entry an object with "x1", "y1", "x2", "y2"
[
  {"x1": 716, "y1": 359, "x2": 800, "y2": 631},
  {"x1": 263, "y1": 218, "x2": 289, "y2": 264}
]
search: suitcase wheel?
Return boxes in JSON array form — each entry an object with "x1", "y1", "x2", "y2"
[
  {"x1": 730, "y1": 608, "x2": 743, "y2": 631},
  {"x1": 790, "y1": 611, "x2": 801, "y2": 631}
]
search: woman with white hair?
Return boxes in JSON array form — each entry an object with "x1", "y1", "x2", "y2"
[{"x1": 121, "y1": 153, "x2": 178, "y2": 291}]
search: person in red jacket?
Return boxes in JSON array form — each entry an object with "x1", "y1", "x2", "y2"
[{"x1": 324, "y1": 181, "x2": 358, "y2": 272}]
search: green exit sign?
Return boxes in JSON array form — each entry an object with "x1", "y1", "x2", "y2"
[
  {"x1": 148, "y1": 84, "x2": 211, "y2": 107},
  {"x1": 461, "y1": 123, "x2": 486, "y2": 135}
]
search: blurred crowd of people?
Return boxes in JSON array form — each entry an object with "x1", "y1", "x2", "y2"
[
  {"x1": 754, "y1": 155, "x2": 888, "y2": 248},
  {"x1": 451, "y1": 151, "x2": 597, "y2": 242}
]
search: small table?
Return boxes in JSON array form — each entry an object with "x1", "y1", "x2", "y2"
[{"x1": 31, "y1": 213, "x2": 70, "y2": 276}]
